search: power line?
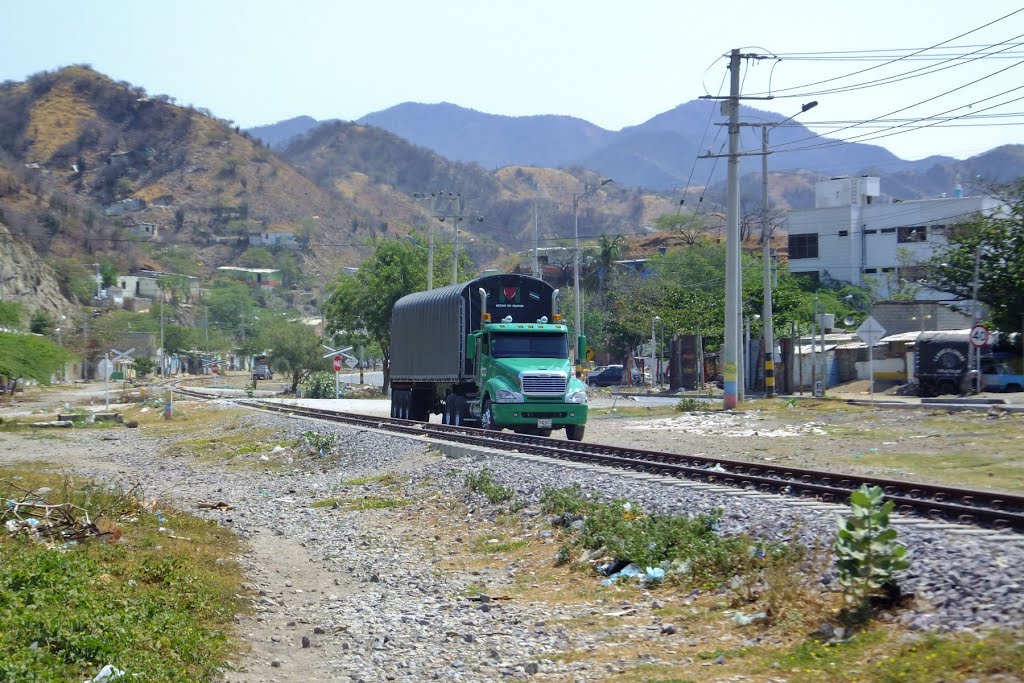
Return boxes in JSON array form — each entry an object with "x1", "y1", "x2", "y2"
[{"x1": 745, "y1": 7, "x2": 1024, "y2": 97}]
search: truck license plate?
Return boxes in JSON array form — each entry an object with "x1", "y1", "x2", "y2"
[{"x1": 537, "y1": 418, "x2": 552, "y2": 429}]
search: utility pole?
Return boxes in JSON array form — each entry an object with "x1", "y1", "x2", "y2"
[
  {"x1": 702, "y1": 52, "x2": 804, "y2": 405},
  {"x1": 82, "y1": 317, "x2": 89, "y2": 380},
  {"x1": 972, "y1": 244, "x2": 981, "y2": 393},
  {"x1": 160, "y1": 295, "x2": 165, "y2": 377},
  {"x1": 761, "y1": 126, "x2": 775, "y2": 397},
  {"x1": 724, "y1": 48, "x2": 742, "y2": 409},
  {"x1": 412, "y1": 192, "x2": 438, "y2": 290},
  {"x1": 533, "y1": 196, "x2": 540, "y2": 280}
]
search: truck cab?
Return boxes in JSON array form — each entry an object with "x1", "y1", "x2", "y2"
[{"x1": 467, "y1": 316, "x2": 588, "y2": 440}]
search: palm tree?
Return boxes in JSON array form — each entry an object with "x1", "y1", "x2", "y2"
[{"x1": 592, "y1": 234, "x2": 627, "y2": 292}]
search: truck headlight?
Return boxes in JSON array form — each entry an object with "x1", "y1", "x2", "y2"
[
  {"x1": 494, "y1": 389, "x2": 525, "y2": 403},
  {"x1": 566, "y1": 389, "x2": 588, "y2": 404}
]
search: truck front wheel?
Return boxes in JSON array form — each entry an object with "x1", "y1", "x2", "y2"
[
  {"x1": 565, "y1": 424, "x2": 585, "y2": 441},
  {"x1": 481, "y1": 399, "x2": 499, "y2": 431}
]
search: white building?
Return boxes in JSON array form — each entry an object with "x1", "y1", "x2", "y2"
[{"x1": 784, "y1": 177, "x2": 1003, "y2": 298}]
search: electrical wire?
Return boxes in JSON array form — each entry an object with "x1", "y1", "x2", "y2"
[
  {"x1": 678, "y1": 67, "x2": 728, "y2": 214},
  {"x1": 744, "y1": 7, "x2": 1024, "y2": 97},
  {"x1": 767, "y1": 62, "x2": 1024, "y2": 153},
  {"x1": 768, "y1": 35, "x2": 1024, "y2": 100}
]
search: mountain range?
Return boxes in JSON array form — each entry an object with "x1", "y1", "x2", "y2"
[
  {"x1": 250, "y1": 102, "x2": 1024, "y2": 198},
  {"x1": 2, "y1": 65, "x2": 1023, "y2": 318}
]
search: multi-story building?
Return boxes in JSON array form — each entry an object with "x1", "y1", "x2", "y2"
[{"x1": 784, "y1": 177, "x2": 1003, "y2": 298}]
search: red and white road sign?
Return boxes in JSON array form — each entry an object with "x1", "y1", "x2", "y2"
[
  {"x1": 333, "y1": 355, "x2": 343, "y2": 372},
  {"x1": 211, "y1": 363, "x2": 219, "y2": 374},
  {"x1": 970, "y1": 323, "x2": 989, "y2": 348}
]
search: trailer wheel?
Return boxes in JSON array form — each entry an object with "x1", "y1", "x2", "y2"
[
  {"x1": 481, "y1": 399, "x2": 498, "y2": 431},
  {"x1": 565, "y1": 424, "x2": 585, "y2": 441}
]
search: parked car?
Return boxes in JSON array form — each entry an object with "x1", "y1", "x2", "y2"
[{"x1": 587, "y1": 365, "x2": 643, "y2": 387}]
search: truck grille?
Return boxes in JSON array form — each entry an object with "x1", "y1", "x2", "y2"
[{"x1": 521, "y1": 373, "x2": 567, "y2": 395}]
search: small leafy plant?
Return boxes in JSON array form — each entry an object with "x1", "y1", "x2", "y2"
[
  {"x1": 464, "y1": 467, "x2": 515, "y2": 504},
  {"x1": 303, "y1": 430, "x2": 337, "y2": 456},
  {"x1": 835, "y1": 484, "x2": 910, "y2": 614}
]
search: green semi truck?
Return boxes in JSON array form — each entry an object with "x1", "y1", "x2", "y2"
[{"x1": 389, "y1": 274, "x2": 589, "y2": 440}]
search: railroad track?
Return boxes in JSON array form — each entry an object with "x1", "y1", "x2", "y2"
[{"x1": 171, "y1": 387, "x2": 1024, "y2": 531}]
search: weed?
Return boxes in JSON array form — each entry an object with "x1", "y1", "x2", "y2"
[
  {"x1": 835, "y1": 484, "x2": 909, "y2": 619},
  {"x1": 341, "y1": 473, "x2": 403, "y2": 487},
  {"x1": 539, "y1": 483, "x2": 589, "y2": 515},
  {"x1": 676, "y1": 396, "x2": 711, "y2": 412},
  {"x1": 0, "y1": 468, "x2": 244, "y2": 682},
  {"x1": 303, "y1": 430, "x2": 337, "y2": 456},
  {"x1": 471, "y1": 534, "x2": 529, "y2": 553},
  {"x1": 464, "y1": 467, "x2": 515, "y2": 504}
]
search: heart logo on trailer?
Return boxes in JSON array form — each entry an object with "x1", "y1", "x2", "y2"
[{"x1": 502, "y1": 287, "x2": 519, "y2": 303}]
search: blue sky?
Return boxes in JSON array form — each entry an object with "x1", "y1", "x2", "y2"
[{"x1": 4, "y1": 0, "x2": 1024, "y2": 162}]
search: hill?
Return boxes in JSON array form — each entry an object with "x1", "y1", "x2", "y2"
[
  {"x1": 0, "y1": 66, "x2": 403, "y2": 313},
  {"x1": 280, "y1": 120, "x2": 678, "y2": 262}
]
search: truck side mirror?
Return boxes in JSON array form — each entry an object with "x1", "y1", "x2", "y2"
[
  {"x1": 577, "y1": 334, "x2": 587, "y2": 364},
  {"x1": 466, "y1": 333, "x2": 477, "y2": 359}
]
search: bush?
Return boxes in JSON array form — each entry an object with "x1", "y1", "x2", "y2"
[
  {"x1": 835, "y1": 484, "x2": 910, "y2": 615},
  {"x1": 464, "y1": 467, "x2": 515, "y2": 504},
  {"x1": 302, "y1": 371, "x2": 338, "y2": 399},
  {"x1": 303, "y1": 430, "x2": 337, "y2": 456}
]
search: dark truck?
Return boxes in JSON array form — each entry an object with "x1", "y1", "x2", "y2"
[
  {"x1": 252, "y1": 355, "x2": 273, "y2": 381},
  {"x1": 914, "y1": 331, "x2": 1024, "y2": 395},
  {"x1": 389, "y1": 273, "x2": 589, "y2": 440}
]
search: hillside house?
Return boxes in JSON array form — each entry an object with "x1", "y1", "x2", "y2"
[
  {"x1": 217, "y1": 267, "x2": 282, "y2": 288},
  {"x1": 248, "y1": 230, "x2": 297, "y2": 248},
  {"x1": 103, "y1": 197, "x2": 144, "y2": 216},
  {"x1": 118, "y1": 271, "x2": 201, "y2": 302},
  {"x1": 127, "y1": 222, "x2": 158, "y2": 238},
  {"x1": 783, "y1": 177, "x2": 1004, "y2": 298}
]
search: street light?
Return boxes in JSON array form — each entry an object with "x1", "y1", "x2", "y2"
[
  {"x1": 572, "y1": 178, "x2": 613, "y2": 372},
  {"x1": 757, "y1": 100, "x2": 818, "y2": 397}
]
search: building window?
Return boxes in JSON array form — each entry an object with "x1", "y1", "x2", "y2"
[
  {"x1": 863, "y1": 268, "x2": 877, "y2": 274},
  {"x1": 881, "y1": 227, "x2": 895, "y2": 234},
  {"x1": 788, "y1": 233, "x2": 818, "y2": 260},
  {"x1": 838, "y1": 230, "x2": 848, "y2": 237},
  {"x1": 864, "y1": 229, "x2": 877, "y2": 235},
  {"x1": 898, "y1": 226, "x2": 927, "y2": 242}
]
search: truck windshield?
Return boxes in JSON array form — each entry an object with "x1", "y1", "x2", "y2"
[{"x1": 491, "y1": 332, "x2": 568, "y2": 359}]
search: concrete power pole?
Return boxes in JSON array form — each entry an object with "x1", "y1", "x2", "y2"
[{"x1": 724, "y1": 48, "x2": 742, "y2": 409}]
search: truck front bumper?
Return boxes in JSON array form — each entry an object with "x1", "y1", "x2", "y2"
[{"x1": 492, "y1": 402, "x2": 588, "y2": 428}]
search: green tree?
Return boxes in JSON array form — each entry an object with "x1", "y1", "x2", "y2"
[
  {"x1": 256, "y1": 314, "x2": 322, "y2": 393},
  {"x1": 0, "y1": 331, "x2": 72, "y2": 391},
  {"x1": 0, "y1": 302, "x2": 27, "y2": 329},
  {"x1": 29, "y1": 311, "x2": 54, "y2": 335},
  {"x1": 654, "y1": 212, "x2": 709, "y2": 246},
  {"x1": 240, "y1": 247, "x2": 274, "y2": 269},
  {"x1": 206, "y1": 280, "x2": 258, "y2": 344},
  {"x1": 928, "y1": 180, "x2": 1024, "y2": 335},
  {"x1": 323, "y1": 240, "x2": 426, "y2": 393}
]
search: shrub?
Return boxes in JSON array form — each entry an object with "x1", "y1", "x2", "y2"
[
  {"x1": 835, "y1": 484, "x2": 910, "y2": 615},
  {"x1": 464, "y1": 467, "x2": 515, "y2": 504},
  {"x1": 302, "y1": 371, "x2": 337, "y2": 399},
  {"x1": 303, "y1": 430, "x2": 337, "y2": 456}
]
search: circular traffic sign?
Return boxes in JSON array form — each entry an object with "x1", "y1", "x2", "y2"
[
  {"x1": 211, "y1": 363, "x2": 219, "y2": 374},
  {"x1": 333, "y1": 355, "x2": 343, "y2": 372},
  {"x1": 970, "y1": 323, "x2": 989, "y2": 348}
]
